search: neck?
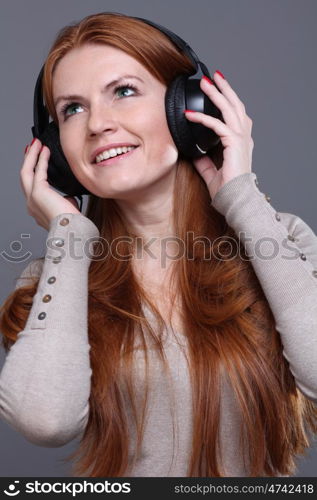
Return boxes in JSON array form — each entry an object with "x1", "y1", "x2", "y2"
[{"x1": 114, "y1": 167, "x2": 179, "y2": 269}]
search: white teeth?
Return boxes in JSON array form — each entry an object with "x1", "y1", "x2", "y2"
[{"x1": 95, "y1": 146, "x2": 136, "y2": 163}]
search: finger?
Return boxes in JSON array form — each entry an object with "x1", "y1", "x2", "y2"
[
  {"x1": 20, "y1": 147, "x2": 30, "y2": 197},
  {"x1": 33, "y1": 145, "x2": 50, "y2": 184},
  {"x1": 193, "y1": 155, "x2": 218, "y2": 188},
  {"x1": 23, "y1": 138, "x2": 42, "y2": 170},
  {"x1": 20, "y1": 139, "x2": 42, "y2": 197},
  {"x1": 184, "y1": 110, "x2": 229, "y2": 138},
  {"x1": 213, "y1": 71, "x2": 247, "y2": 116},
  {"x1": 200, "y1": 78, "x2": 241, "y2": 130}
]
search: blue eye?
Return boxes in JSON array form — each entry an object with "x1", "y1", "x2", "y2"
[
  {"x1": 61, "y1": 103, "x2": 83, "y2": 118},
  {"x1": 115, "y1": 84, "x2": 137, "y2": 98},
  {"x1": 60, "y1": 83, "x2": 138, "y2": 120}
]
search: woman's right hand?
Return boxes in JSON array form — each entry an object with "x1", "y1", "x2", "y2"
[{"x1": 20, "y1": 138, "x2": 82, "y2": 231}]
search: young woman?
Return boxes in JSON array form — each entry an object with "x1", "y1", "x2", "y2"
[{"x1": 0, "y1": 12, "x2": 317, "y2": 477}]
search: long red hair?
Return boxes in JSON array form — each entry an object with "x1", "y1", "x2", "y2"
[{"x1": 1, "y1": 12, "x2": 317, "y2": 476}]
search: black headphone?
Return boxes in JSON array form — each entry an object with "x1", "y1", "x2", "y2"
[{"x1": 31, "y1": 14, "x2": 224, "y2": 211}]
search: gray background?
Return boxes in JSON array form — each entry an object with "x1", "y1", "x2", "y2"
[{"x1": 0, "y1": 0, "x2": 316, "y2": 476}]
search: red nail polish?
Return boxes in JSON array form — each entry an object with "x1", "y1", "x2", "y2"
[
  {"x1": 215, "y1": 70, "x2": 225, "y2": 79},
  {"x1": 184, "y1": 109, "x2": 195, "y2": 113},
  {"x1": 31, "y1": 137, "x2": 37, "y2": 146},
  {"x1": 202, "y1": 76, "x2": 214, "y2": 85},
  {"x1": 24, "y1": 144, "x2": 29, "y2": 154}
]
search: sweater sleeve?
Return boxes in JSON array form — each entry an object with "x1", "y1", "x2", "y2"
[
  {"x1": 211, "y1": 172, "x2": 317, "y2": 403},
  {"x1": 0, "y1": 213, "x2": 100, "y2": 447}
]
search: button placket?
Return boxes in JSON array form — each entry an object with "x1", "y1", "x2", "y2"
[
  {"x1": 285, "y1": 227, "x2": 315, "y2": 270},
  {"x1": 285, "y1": 229, "x2": 307, "y2": 263},
  {"x1": 274, "y1": 212, "x2": 306, "y2": 266},
  {"x1": 256, "y1": 194, "x2": 315, "y2": 277},
  {"x1": 31, "y1": 216, "x2": 71, "y2": 329},
  {"x1": 252, "y1": 174, "x2": 274, "y2": 207},
  {"x1": 252, "y1": 175, "x2": 272, "y2": 205},
  {"x1": 253, "y1": 191, "x2": 311, "y2": 271}
]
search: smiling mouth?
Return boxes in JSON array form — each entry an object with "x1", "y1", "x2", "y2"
[{"x1": 94, "y1": 146, "x2": 139, "y2": 165}]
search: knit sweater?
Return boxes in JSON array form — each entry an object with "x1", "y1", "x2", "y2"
[{"x1": 0, "y1": 172, "x2": 317, "y2": 476}]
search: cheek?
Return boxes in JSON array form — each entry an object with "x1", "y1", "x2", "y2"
[
  {"x1": 60, "y1": 130, "x2": 80, "y2": 164},
  {"x1": 160, "y1": 143, "x2": 179, "y2": 168},
  {"x1": 142, "y1": 109, "x2": 178, "y2": 157},
  {"x1": 59, "y1": 130, "x2": 70, "y2": 155}
]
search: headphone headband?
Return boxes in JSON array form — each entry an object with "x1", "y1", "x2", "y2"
[{"x1": 132, "y1": 16, "x2": 208, "y2": 78}]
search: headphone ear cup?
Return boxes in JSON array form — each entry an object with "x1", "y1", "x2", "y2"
[
  {"x1": 166, "y1": 74, "x2": 223, "y2": 160},
  {"x1": 165, "y1": 75, "x2": 198, "y2": 158},
  {"x1": 38, "y1": 121, "x2": 91, "y2": 196}
]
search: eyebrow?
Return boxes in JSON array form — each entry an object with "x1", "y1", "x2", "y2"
[{"x1": 54, "y1": 74, "x2": 145, "y2": 108}]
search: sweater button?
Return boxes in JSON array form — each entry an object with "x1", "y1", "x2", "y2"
[
  {"x1": 38, "y1": 312, "x2": 46, "y2": 320},
  {"x1": 275, "y1": 213, "x2": 281, "y2": 221},
  {"x1": 47, "y1": 276, "x2": 56, "y2": 284},
  {"x1": 60, "y1": 218, "x2": 70, "y2": 226},
  {"x1": 265, "y1": 194, "x2": 271, "y2": 202},
  {"x1": 287, "y1": 234, "x2": 295, "y2": 242},
  {"x1": 52, "y1": 256, "x2": 62, "y2": 263},
  {"x1": 313, "y1": 270, "x2": 317, "y2": 278},
  {"x1": 300, "y1": 253, "x2": 307, "y2": 261},
  {"x1": 42, "y1": 294, "x2": 52, "y2": 303}
]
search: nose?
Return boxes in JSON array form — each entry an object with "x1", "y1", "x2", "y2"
[{"x1": 87, "y1": 102, "x2": 118, "y2": 136}]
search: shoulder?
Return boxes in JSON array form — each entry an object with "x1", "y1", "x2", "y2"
[{"x1": 14, "y1": 257, "x2": 45, "y2": 290}]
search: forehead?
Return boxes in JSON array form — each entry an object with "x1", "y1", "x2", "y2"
[{"x1": 52, "y1": 44, "x2": 150, "y2": 93}]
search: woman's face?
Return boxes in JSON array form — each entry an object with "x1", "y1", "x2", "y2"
[{"x1": 52, "y1": 43, "x2": 179, "y2": 199}]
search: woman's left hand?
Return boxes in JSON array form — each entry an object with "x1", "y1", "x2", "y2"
[{"x1": 184, "y1": 71, "x2": 254, "y2": 200}]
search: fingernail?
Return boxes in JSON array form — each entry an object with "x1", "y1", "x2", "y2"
[
  {"x1": 31, "y1": 138, "x2": 37, "y2": 146},
  {"x1": 184, "y1": 109, "x2": 195, "y2": 113},
  {"x1": 202, "y1": 76, "x2": 214, "y2": 85},
  {"x1": 24, "y1": 144, "x2": 29, "y2": 154},
  {"x1": 215, "y1": 70, "x2": 225, "y2": 79}
]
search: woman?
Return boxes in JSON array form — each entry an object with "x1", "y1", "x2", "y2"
[{"x1": 0, "y1": 11, "x2": 317, "y2": 477}]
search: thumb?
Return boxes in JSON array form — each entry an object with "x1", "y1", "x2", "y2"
[{"x1": 192, "y1": 155, "x2": 218, "y2": 188}]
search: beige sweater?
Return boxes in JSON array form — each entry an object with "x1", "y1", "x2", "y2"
[{"x1": 1, "y1": 172, "x2": 317, "y2": 476}]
